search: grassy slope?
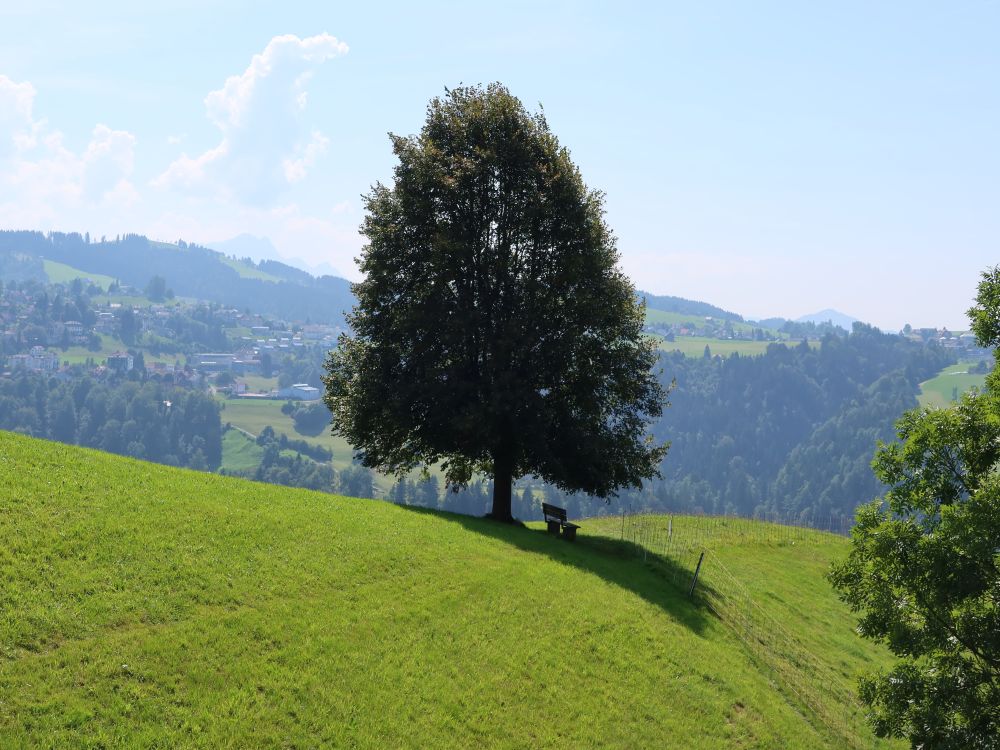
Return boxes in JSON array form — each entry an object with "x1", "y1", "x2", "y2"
[
  {"x1": 42, "y1": 260, "x2": 116, "y2": 291},
  {"x1": 218, "y1": 257, "x2": 283, "y2": 283},
  {"x1": 645, "y1": 307, "x2": 775, "y2": 337},
  {"x1": 219, "y1": 427, "x2": 264, "y2": 473},
  {"x1": 659, "y1": 335, "x2": 777, "y2": 358},
  {"x1": 218, "y1": 397, "x2": 354, "y2": 471},
  {"x1": 917, "y1": 360, "x2": 987, "y2": 408},
  {"x1": 0, "y1": 432, "x2": 893, "y2": 748}
]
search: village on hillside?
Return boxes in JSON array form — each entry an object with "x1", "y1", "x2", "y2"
[{"x1": 0, "y1": 277, "x2": 337, "y2": 399}]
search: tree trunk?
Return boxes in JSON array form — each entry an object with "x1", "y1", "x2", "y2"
[{"x1": 491, "y1": 449, "x2": 513, "y2": 521}]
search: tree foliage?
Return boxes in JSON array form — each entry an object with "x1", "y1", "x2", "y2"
[
  {"x1": 829, "y1": 268, "x2": 1000, "y2": 749},
  {"x1": 0, "y1": 372, "x2": 222, "y2": 470},
  {"x1": 323, "y1": 83, "x2": 667, "y2": 520}
]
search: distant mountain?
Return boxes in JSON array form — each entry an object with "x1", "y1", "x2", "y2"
[
  {"x1": 208, "y1": 234, "x2": 346, "y2": 279},
  {"x1": 796, "y1": 309, "x2": 859, "y2": 331},
  {"x1": 636, "y1": 291, "x2": 743, "y2": 322}
]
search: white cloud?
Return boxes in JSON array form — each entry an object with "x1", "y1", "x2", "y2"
[
  {"x1": 154, "y1": 33, "x2": 348, "y2": 204},
  {"x1": 283, "y1": 129, "x2": 329, "y2": 183},
  {"x1": 0, "y1": 75, "x2": 138, "y2": 226},
  {"x1": 0, "y1": 74, "x2": 37, "y2": 157},
  {"x1": 82, "y1": 124, "x2": 137, "y2": 200},
  {"x1": 0, "y1": 57, "x2": 357, "y2": 281}
]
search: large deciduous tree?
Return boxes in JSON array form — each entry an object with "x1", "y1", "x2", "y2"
[
  {"x1": 323, "y1": 83, "x2": 667, "y2": 520},
  {"x1": 829, "y1": 267, "x2": 1000, "y2": 749}
]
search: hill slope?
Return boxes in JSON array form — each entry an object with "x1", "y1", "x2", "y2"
[{"x1": 0, "y1": 432, "x2": 893, "y2": 748}]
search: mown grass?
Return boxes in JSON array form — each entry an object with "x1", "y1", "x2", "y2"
[
  {"x1": 585, "y1": 514, "x2": 901, "y2": 748},
  {"x1": 0, "y1": 432, "x2": 892, "y2": 748},
  {"x1": 917, "y1": 360, "x2": 987, "y2": 408}
]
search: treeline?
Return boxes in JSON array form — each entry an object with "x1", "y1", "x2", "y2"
[
  {"x1": 0, "y1": 372, "x2": 222, "y2": 469},
  {"x1": 638, "y1": 290, "x2": 743, "y2": 321},
  {"x1": 250, "y1": 426, "x2": 335, "y2": 491},
  {"x1": 632, "y1": 324, "x2": 952, "y2": 522}
]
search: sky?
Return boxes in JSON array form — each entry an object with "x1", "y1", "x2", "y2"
[{"x1": 0, "y1": 1, "x2": 997, "y2": 330}]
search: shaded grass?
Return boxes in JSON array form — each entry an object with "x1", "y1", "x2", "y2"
[
  {"x1": 583, "y1": 514, "x2": 901, "y2": 748},
  {"x1": 0, "y1": 432, "x2": 889, "y2": 748}
]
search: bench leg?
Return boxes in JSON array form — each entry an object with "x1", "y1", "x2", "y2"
[
  {"x1": 562, "y1": 526, "x2": 577, "y2": 542},
  {"x1": 546, "y1": 520, "x2": 561, "y2": 535}
]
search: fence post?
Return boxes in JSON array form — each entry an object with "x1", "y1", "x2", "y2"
[{"x1": 688, "y1": 551, "x2": 705, "y2": 597}]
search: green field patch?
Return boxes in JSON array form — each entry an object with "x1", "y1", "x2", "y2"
[
  {"x1": 0, "y1": 432, "x2": 897, "y2": 748},
  {"x1": 645, "y1": 307, "x2": 775, "y2": 336},
  {"x1": 54, "y1": 334, "x2": 120, "y2": 365},
  {"x1": 659, "y1": 335, "x2": 807, "y2": 358},
  {"x1": 918, "y1": 361, "x2": 988, "y2": 408},
  {"x1": 240, "y1": 374, "x2": 279, "y2": 392},
  {"x1": 218, "y1": 397, "x2": 352, "y2": 470},
  {"x1": 219, "y1": 256, "x2": 283, "y2": 283},
  {"x1": 220, "y1": 427, "x2": 265, "y2": 473},
  {"x1": 42, "y1": 260, "x2": 116, "y2": 290}
]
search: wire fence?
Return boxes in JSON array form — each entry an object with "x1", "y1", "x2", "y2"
[{"x1": 619, "y1": 509, "x2": 877, "y2": 749}]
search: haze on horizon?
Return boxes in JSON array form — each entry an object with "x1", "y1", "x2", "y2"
[{"x1": 0, "y1": 1, "x2": 996, "y2": 331}]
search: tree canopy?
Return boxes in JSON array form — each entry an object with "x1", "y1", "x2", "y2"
[
  {"x1": 829, "y1": 267, "x2": 1000, "y2": 749},
  {"x1": 323, "y1": 83, "x2": 667, "y2": 520}
]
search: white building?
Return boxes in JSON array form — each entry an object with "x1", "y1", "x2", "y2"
[{"x1": 277, "y1": 383, "x2": 321, "y2": 401}]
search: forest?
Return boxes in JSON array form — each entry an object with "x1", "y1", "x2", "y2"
[{"x1": 0, "y1": 372, "x2": 223, "y2": 470}]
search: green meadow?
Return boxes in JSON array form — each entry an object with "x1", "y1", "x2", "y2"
[
  {"x1": 659, "y1": 335, "x2": 791, "y2": 358},
  {"x1": 0, "y1": 431, "x2": 895, "y2": 748},
  {"x1": 219, "y1": 427, "x2": 265, "y2": 473},
  {"x1": 217, "y1": 396, "x2": 354, "y2": 471},
  {"x1": 218, "y1": 256, "x2": 284, "y2": 283},
  {"x1": 42, "y1": 259, "x2": 116, "y2": 290},
  {"x1": 917, "y1": 360, "x2": 988, "y2": 408},
  {"x1": 644, "y1": 306, "x2": 776, "y2": 337}
]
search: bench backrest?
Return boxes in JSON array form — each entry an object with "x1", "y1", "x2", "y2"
[{"x1": 542, "y1": 503, "x2": 568, "y2": 523}]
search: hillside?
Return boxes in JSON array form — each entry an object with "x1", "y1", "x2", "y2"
[
  {"x1": 917, "y1": 360, "x2": 988, "y2": 408},
  {"x1": 0, "y1": 230, "x2": 353, "y2": 325},
  {"x1": 0, "y1": 432, "x2": 896, "y2": 748},
  {"x1": 796, "y1": 309, "x2": 859, "y2": 331},
  {"x1": 2, "y1": 230, "x2": 760, "y2": 335},
  {"x1": 637, "y1": 290, "x2": 744, "y2": 321}
]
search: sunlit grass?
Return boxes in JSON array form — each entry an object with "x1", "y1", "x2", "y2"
[
  {"x1": 0, "y1": 431, "x2": 897, "y2": 748},
  {"x1": 917, "y1": 360, "x2": 987, "y2": 408}
]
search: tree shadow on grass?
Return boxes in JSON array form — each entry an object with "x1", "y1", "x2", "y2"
[{"x1": 391, "y1": 504, "x2": 712, "y2": 635}]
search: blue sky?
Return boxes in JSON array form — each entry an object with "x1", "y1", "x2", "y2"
[{"x1": 0, "y1": 1, "x2": 997, "y2": 329}]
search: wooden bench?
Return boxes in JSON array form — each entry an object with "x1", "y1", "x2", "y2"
[{"x1": 542, "y1": 502, "x2": 580, "y2": 541}]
